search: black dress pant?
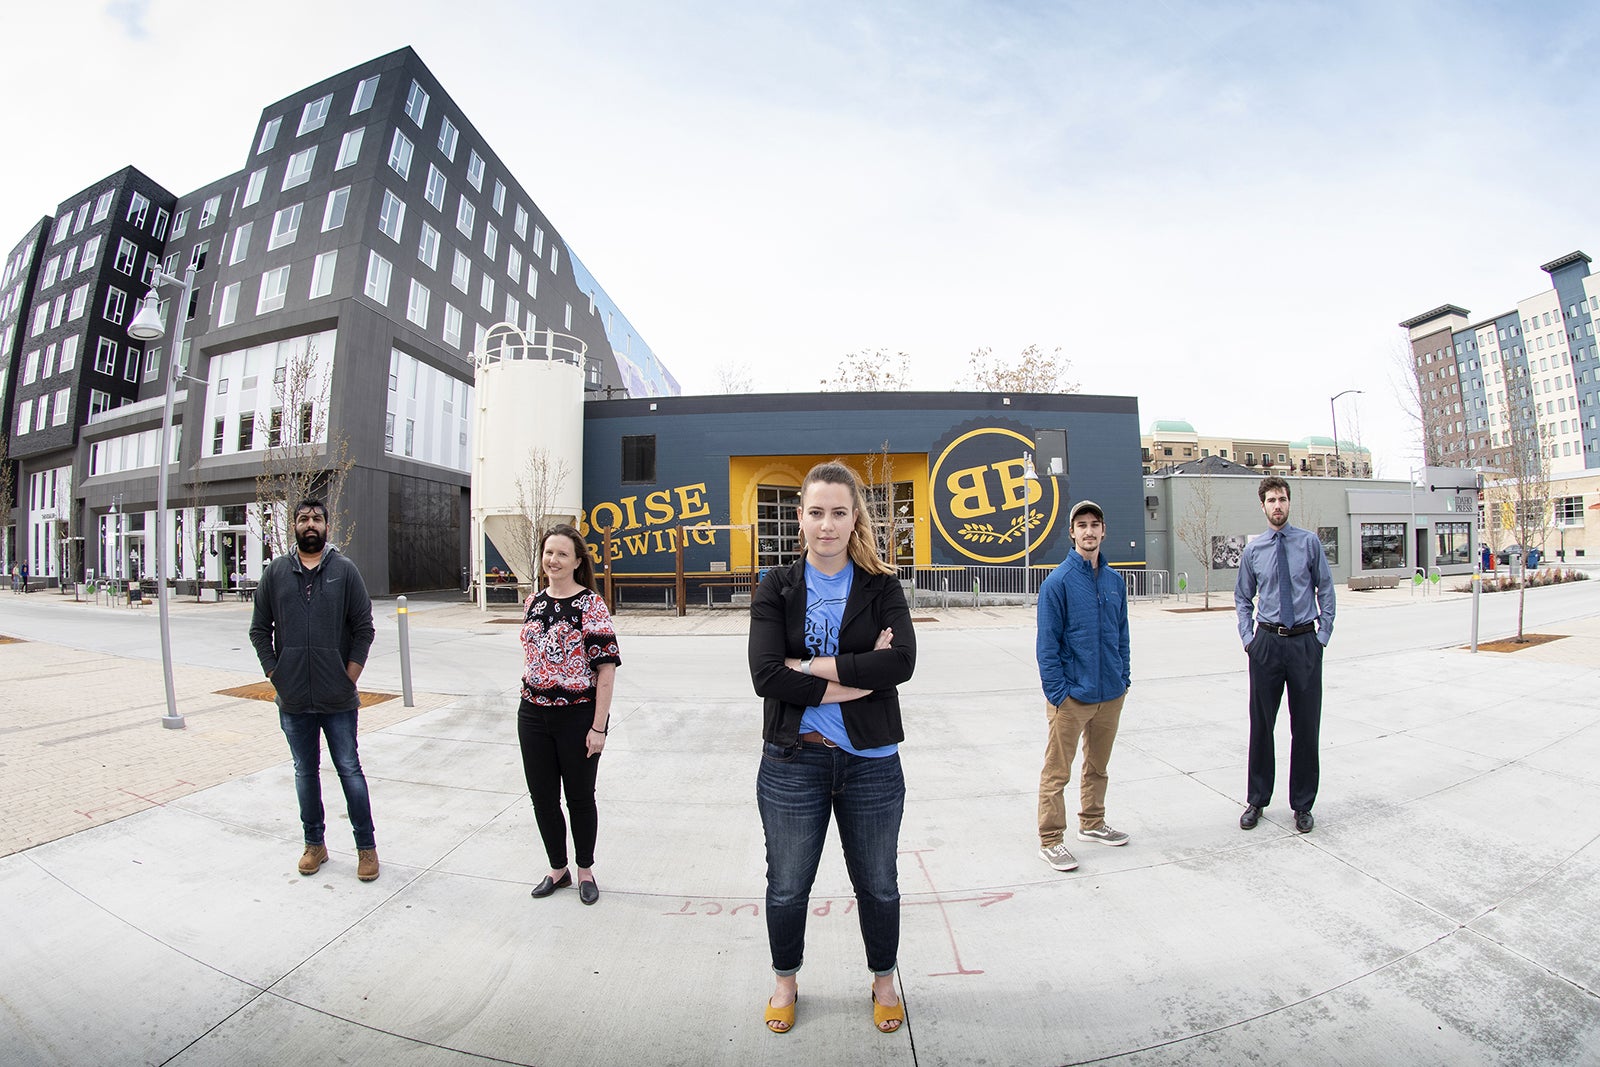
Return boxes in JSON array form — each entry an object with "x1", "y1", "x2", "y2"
[
  {"x1": 1245, "y1": 629, "x2": 1322, "y2": 812},
  {"x1": 517, "y1": 698, "x2": 600, "y2": 869}
]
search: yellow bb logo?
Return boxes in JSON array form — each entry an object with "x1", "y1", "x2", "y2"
[{"x1": 929, "y1": 425, "x2": 1059, "y2": 563}]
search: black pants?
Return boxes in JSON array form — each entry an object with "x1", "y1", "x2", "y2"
[
  {"x1": 517, "y1": 699, "x2": 600, "y2": 869},
  {"x1": 1245, "y1": 629, "x2": 1323, "y2": 812}
]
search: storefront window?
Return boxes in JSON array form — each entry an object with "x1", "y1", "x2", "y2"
[
  {"x1": 756, "y1": 485, "x2": 800, "y2": 569},
  {"x1": 1316, "y1": 527, "x2": 1338, "y2": 565},
  {"x1": 1360, "y1": 522, "x2": 1405, "y2": 570},
  {"x1": 866, "y1": 480, "x2": 916, "y2": 565},
  {"x1": 1435, "y1": 522, "x2": 1471, "y2": 567}
]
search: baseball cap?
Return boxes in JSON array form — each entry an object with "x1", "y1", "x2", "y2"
[{"x1": 1069, "y1": 500, "x2": 1104, "y2": 524}]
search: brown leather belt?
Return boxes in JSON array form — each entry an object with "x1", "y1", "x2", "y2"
[{"x1": 799, "y1": 731, "x2": 839, "y2": 748}]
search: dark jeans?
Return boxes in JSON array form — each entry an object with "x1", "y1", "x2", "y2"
[
  {"x1": 279, "y1": 709, "x2": 375, "y2": 849},
  {"x1": 1245, "y1": 629, "x2": 1323, "y2": 812},
  {"x1": 757, "y1": 740, "x2": 904, "y2": 977},
  {"x1": 517, "y1": 699, "x2": 600, "y2": 870}
]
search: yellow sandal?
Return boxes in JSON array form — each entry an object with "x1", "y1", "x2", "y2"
[
  {"x1": 872, "y1": 990, "x2": 904, "y2": 1034},
  {"x1": 765, "y1": 994, "x2": 796, "y2": 1034}
]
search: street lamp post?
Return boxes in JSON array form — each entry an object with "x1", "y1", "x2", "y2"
[
  {"x1": 1329, "y1": 389, "x2": 1363, "y2": 477},
  {"x1": 128, "y1": 267, "x2": 198, "y2": 730},
  {"x1": 1022, "y1": 451, "x2": 1038, "y2": 604}
]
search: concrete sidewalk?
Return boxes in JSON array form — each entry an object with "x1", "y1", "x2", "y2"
[{"x1": 1, "y1": 582, "x2": 1598, "y2": 1065}]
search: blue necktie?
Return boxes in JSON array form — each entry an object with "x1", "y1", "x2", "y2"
[{"x1": 1276, "y1": 531, "x2": 1295, "y2": 628}]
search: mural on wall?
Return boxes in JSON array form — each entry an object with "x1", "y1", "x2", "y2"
[
  {"x1": 928, "y1": 420, "x2": 1063, "y2": 565},
  {"x1": 574, "y1": 482, "x2": 718, "y2": 566},
  {"x1": 1210, "y1": 534, "x2": 1247, "y2": 570}
]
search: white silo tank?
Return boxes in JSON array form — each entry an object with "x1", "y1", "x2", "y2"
[{"x1": 472, "y1": 323, "x2": 587, "y2": 604}]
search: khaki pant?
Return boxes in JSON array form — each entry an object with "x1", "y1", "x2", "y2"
[{"x1": 1037, "y1": 693, "x2": 1125, "y2": 846}]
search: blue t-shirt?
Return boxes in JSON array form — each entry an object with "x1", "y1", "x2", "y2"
[{"x1": 799, "y1": 560, "x2": 897, "y2": 758}]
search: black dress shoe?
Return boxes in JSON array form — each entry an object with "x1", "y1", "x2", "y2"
[
  {"x1": 531, "y1": 871, "x2": 572, "y2": 898},
  {"x1": 578, "y1": 878, "x2": 599, "y2": 906},
  {"x1": 1294, "y1": 811, "x2": 1314, "y2": 834},
  {"x1": 1239, "y1": 804, "x2": 1263, "y2": 830}
]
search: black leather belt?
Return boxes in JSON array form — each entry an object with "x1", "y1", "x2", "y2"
[
  {"x1": 799, "y1": 731, "x2": 839, "y2": 748},
  {"x1": 1268, "y1": 622, "x2": 1317, "y2": 637}
]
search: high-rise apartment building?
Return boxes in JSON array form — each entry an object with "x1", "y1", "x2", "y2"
[
  {"x1": 1400, "y1": 251, "x2": 1600, "y2": 476},
  {"x1": 0, "y1": 47, "x2": 678, "y2": 595}
]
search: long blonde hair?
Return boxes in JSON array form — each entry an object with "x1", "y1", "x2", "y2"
[{"x1": 798, "y1": 461, "x2": 895, "y2": 576}]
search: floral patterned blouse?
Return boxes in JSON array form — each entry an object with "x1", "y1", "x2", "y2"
[{"x1": 519, "y1": 588, "x2": 621, "y2": 706}]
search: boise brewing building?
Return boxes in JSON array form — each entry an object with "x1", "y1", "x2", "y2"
[{"x1": 572, "y1": 391, "x2": 1144, "y2": 592}]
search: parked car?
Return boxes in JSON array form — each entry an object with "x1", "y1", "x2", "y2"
[{"x1": 1496, "y1": 544, "x2": 1523, "y2": 566}]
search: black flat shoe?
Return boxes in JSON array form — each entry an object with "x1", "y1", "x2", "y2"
[
  {"x1": 1239, "y1": 804, "x2": 1262, "y2": 830},
  {"x1": 578, "y1": 878, "x2": 599, "y2": 906},
  {"x1": 531, "y1": 871, "x2": 572, "y2": 898},
  {"x1": 1294, "y1": 811, "x2": 1315, "y2": 834}
]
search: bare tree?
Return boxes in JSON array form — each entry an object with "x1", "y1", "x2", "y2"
[
  {"x1": 821, "y1": 349, "x2": 913, "y2": 391},
  {"x1": 963, "y1": 344, "x2": 1078, "y2": 394},
  {"x1": 1173, "y1": 471, "x2": 1222, "y2": 608},
  {"x1": 253, "y1": 338, "x2": 358, "y2": 559},
  {"x1": 509, "y1": 446, "x2": 573, "y2": 584},
  {"x1": 714, "y1": 360, "x2": 755, "y2": 394},
  {"x1": 1390, "y1": 339, "x2": 1448, "y2": 467},
  {"x1": 862, "y1": 442, "x2": 903, "y2": 565},
  {"x1": 1488, "y1": 396, "x2": 1553, "y2": 641}
]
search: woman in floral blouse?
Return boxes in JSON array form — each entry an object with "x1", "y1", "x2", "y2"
[{"x1": 518, "y1": 524, "x2": 621, "y2": 906}]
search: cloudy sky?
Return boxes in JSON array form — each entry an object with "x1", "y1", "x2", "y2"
[{"x1": 6, "y1": 1, "x2": 1598, "y2": 476}]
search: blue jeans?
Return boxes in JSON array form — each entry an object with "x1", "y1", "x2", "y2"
[
  {"x1": 757, "y1": 740, "x2": 904, "y2": 977},
  {"x1": 280, "y1": 709, "x2": 376, "y2": 850}
]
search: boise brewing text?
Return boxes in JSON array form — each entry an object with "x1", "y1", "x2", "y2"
[{"x1": 576, "y1": 482, "x2": 716, "y2": 563}]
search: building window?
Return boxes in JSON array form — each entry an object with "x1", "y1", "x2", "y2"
[
  {"x1": 479, "y1": 274, "x2": 494, "y2": 312},
  {"x1": 438, "y1": 117, "x2": 458, "y2": 160},
  {"x1": 212, "y1": 417, "x2": 225, "y2": 454},
  {"x1": 258, "y1": 116, "x2": 282, "y2": 153},
  {"x1": 451, "y1": 251, "x2": 470, "y2": 293},
  {"x1": 93, "y1": 190, "x2": 115, "y2": 222},
  {"x1": 564, "y1": 302, "x2": 572, "y2": 330},
  {"x1": 483, "y1": 223, "x2": 498, "y2": 261},
  {"x1": 418, "y1": 222, "x2": 440, "y2": 270},
  {"x1": 364, "y1": 251, "x2": 393, "y2": 305},
  {"x1": 257, "y1": 266, "x2": 290, "y2": 314},
  {"x1": 217, "y1": 281, "x2": 240, "y2": 326},
  {"x1": 94, "y1": 337, "x2": 118, "y2": 374},
  {"x1": 268, "y1": 204, "x2": 302, "y2": 250},
  {"x1": 388, "y1": 129, "x2": 414, "y2": 180},
  {"x1": 103, "y1": 287, "x2": 126, "y2": 325},
  {"x1": 282, "y1": 146, "x2": 316, "y2": 191},
  {"x1": 114, "y1": 238, "x2": 138, "y2": 275},
  {"x1": 404, "y1": 79, "x2": 429, "y2": 126},
  {"x1": 199, "y1": 196, "x2": 221, "y2": 228},
  {"x1": 757, "y1": 485, "x2": 801, "y2": 568},
  {"x1": 190, "y1": 242, "x2": 210, "y2": 272},
  {"x1": 526, "y1": 266, "x2": 538, "y2": 298},
  {"x1": 144, "y1": 347, "x2": 159, "y2": 382},
  {"x1": 322, "y1": 186, "x2": 350, "y2": 232},
  {"x1": 492, "y1": 180, "x2": 506, "y2": 215},
  {"x1": 298, "y1": 402, "x2": 314, "y2": 444},
  {"x1": 336, "y1": 127, "x2": 364, "y2": 170},
  {"x1": 506, "y1": 245, "x2": 522, "y2": 282},
  {"x1": 1434, "y1": 522, "x2": 1471, "y2": 567},
  {"x1": 75, "y1": 201, "x2": 91, "y2": 232},
  {"x1": 124, "y1": 192, "x2": 149, "y2": 228},
  {"x1": 465, "y1": 149, "x2": 486, "y2": 190},
  {"x1": 456, "y1": 195, "x2": 475, "y2": 238},
  {"x1": 621, "y1": 435, "x2": 656, "y2": 484},
  {"x1": 1555, "y1": 495, "x2": 1584, "y2": 526},
  {"x1": 443, "y1": 303, "x2": 462, "y2": 348},
  {"x1": 406, "y1": 279, "x2": 430, "y2": 328},
  {"x1": 310, "y1": 250, "x2": 337, "y2": 299},
  {"x1": 298, "y1": 93, "x2": 332, "y2": 135},
  {"x1": 171, "y1": 208, "x2": 189, "y2": 239},
  {"x1": 514, "y1": 205, "x2": 529, "y2": 239},
  {"x1": 416, "y1": 166, "x2": 445, "y2": 215},
  {"x1": 532, "y1": 225, "x2": 545, "y2": 256},
  {"x1": 352, "y1": 74, "x2": 379, "y2": 114},
  {"x1": 1360, "y1": 522, "x2": 1405, "y2": 570},
  {"x1": 230, "y1": 221, "x2": 253, "y2": 265},
  {"x1": 267, "y1": 408, "x2": 282, "y2": 448},
  {"x1": 59, "y1": 336, "x2": 79, "y2": 371},
  {"x1": 88, "y1": 390, "x2": 111, "y2": 418},
  {"x1": 70, "y1": 284, "x2": 90, "y2": 320},
  {"x1": 378, "y1": 190, "x2": 406, "y2": 242}
]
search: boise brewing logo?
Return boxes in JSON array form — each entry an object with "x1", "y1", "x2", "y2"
[{"x1": 929, "y1": 422, "x2": 1060, "y2": 564}]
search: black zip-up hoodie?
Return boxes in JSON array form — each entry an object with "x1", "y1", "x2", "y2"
[
  {"x1": 748, "y1": 558, "x2": 917, "y2": 749},
  {"x1": 249, "y1": 546, "x2": 375, "y2": 714}
]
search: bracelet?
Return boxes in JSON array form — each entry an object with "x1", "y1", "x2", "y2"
[
  {"x1": 589, "y1": 723, "x2": 608, "y2": 735},
  {"x1": 801, "y1": 657, "x2": 814, "y2": 675}
]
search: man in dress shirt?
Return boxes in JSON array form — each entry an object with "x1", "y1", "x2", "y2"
[{"x1": 1233, "y1": 477, "x2": 1335, "y2": 834}]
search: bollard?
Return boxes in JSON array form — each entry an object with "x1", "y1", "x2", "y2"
[
  {"x1": 973, "y1": 576, "x2": 980, "y2": 609},
  {"x1": 1470, "y1": 570, "x2": 1481, "y2": 653},
  {"x1": 396, "y1": 595, "x2": 414, "y2": 707},
  {"x1": 940, "y1": 577, "x2": 949, "y2": 610}
]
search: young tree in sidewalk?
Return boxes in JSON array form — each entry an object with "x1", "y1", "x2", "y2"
[
  {"x1": 510, "y1": 446, "x2": 572, "y2": 583},
  {"x1": 253, "y1": 338, "x2": 358, "y2": 560},
  {"x1": 1390, "y1": 339, "x2": 1448, "y2": 468},
  {"x1": 1173, "y1": 470, "x2": 1222, "y2": 608},
  {"x1": 1488, "y1": 397, "x2": 1554, "y2": 641},
  {"x1": 0, "y1": 433, "x2": 13, "y2": 573}
]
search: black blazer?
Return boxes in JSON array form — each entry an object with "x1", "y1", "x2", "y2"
[{"x1": 748, "y1": 558, "x2": 917, "y2": 749}]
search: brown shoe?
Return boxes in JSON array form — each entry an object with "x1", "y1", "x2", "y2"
[
  {"x1": 298, "y1": 844, "x2": 328, "y2": 876},
  {"x1": 357, "y1": 848, "x2": 380, "y2": 882}
]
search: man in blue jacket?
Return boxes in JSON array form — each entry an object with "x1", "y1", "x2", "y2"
[
  {"x1": 249, "y1": 499, "x2": 378, "y2": 881},
  {"x1": 1035, "y1": 500, "x2": 1131, "y2": 872}
]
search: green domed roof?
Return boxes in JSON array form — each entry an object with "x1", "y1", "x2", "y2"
[{"x1": 1150, "y1": 419, "x2": 1196, "y2": 434}]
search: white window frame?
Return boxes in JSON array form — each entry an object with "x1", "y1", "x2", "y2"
[
  {"x1": 268, "y1": 203, "x2": 302, "y2": 250},
  {"x1": 405, "y1": 79, "x2": 430, "y2": 126},
  {"x1": 451, "y1": 251, "x2": 470, "y2": 293},
  {"x1": 322, "y1": 186, "x2": 350, "y2": 232},
  {"x1": 425, "y1": 164, "x2": 446, "y2": 210},
  {"x1": 258, "y1": 116, "x2": 282, "y2": 153},
  {"x1": 217, "y1": 281, "x2": 240, "y2": 326},
  {"x1": 282, "y1": 146, "x2": 316, "y2": 191},
  {"x1": 378, "y1": 190, "x2": 406, "y2": 243},
  {"x1": 298, "y1": 93, "x2": 332, "y2": 135},
  {"x1": 364, "y1": 251, "x2": 393, "y2": 305},
  {"x1": 439, "y1": 117, "x2": 459, "y2": 160},
  {"x1": 257, "y1": 266, "x2": 290, "y2": 314},
  {"x1": 456, "y1": 195, "x2": 475, "y2": 238},
  {"x1": 352, "y1": 75, "x2": 379, "y2": 113},
  {"x1": 418, "y1": 222, "x2": 441, "y2": 270},
  {"x1": 443, "y1": 303, "x2": 463, "y2": 348},
  {"x1": 467, "y1": 149, "x2": 485, "y2": 191},
  {"x1": 230, "y1": 221, "x2": 253, "y2": 265},
  {"x1": 406, "y1": 279, "x2": 431, "y2": 328},
  {"x1": 310, "y1": 250, "x2": 338, "y2": 299},
  {"x1": 388, "y1": 129, "x2": 414, "y2": 180}
]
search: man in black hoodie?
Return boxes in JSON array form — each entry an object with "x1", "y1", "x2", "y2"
[{"x1": 249, "y1": 498, "x2": 378, "y2": 881}]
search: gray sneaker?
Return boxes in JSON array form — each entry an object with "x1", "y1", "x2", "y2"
[
  {"x1": 1038, "y1": 842, "x2": 1079, "y2": 871},
  {"x1": 1077, "y1": 825, "x2": 1130, "y2": 846}
]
